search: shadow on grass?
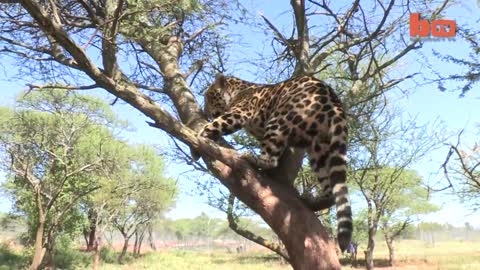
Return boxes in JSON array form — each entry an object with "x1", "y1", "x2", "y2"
[
  {"x1": 212, "y1": 252, "x2": 397, "y2": 268},
  {"x1": 211, "y1": 253, "x2": 286, "y2": 265},
  {"x1": 340, "y1": 257, "x2": 395, "y2": 268}
]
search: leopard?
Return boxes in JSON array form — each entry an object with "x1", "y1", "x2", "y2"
[{"x1": 198, "y1": 73, "x2": 352, "y2": 252}]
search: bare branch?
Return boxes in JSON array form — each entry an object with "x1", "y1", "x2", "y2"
[
  {"x1": 259, "y1": 12, "x2": 294, "y2": 53},
  {"x1": 227, "y1": 194, "x2": 290, "y2": 261},
  {"x1": 442, "y1": 130, "x2": 480, "y2": 196},
  {"x1": 290, "y1": 0, "x2": 310, "y2": 75},
  {"x1": 132, "y1": 82, "x2": 164, "y2": 93},
  {"x1": 185, "y1": 21, "x2": 224, "y2": 44},
  {"x1": 26, "y1": 83, "x2": 99, "y2": 91},
  {"x1": 65, "y1": 159, "x2": 103, "y2": 179}
]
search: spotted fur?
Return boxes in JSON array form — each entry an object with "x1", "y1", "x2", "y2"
[{"x1": 199, "y1": 74, "x2": 352, "y2": 251}]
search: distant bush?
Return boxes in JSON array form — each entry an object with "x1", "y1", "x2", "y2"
[
  {"x1": 100, "y1": 246, "x2": 117, "y2": 264},
  {"x1": 0, "y1": 243, "x2": 28, "y2": 270},
  {"x1": 52, "y1": 237, "x2": 89, "y2": 269},
  {"x1": 100, "y1": 246, "x2": 135, "y2": 265}
]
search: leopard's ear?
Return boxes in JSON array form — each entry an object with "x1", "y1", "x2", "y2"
[{"x1": 215, "y1": 73, "x2": 227, "y2": 88}]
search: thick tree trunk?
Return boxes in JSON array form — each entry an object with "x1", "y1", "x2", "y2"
[
  {"x1": 365, "y1": 227, "x2": 377, "y2": 270},
  {"x1": 137, "y1": 230, "x2": 145, "y2": 256},
  {"x1": 117, "y1": 238, "x2": 129, "y2": 263},
  {"x1": 385, "y1": 235, "x2": 395, "y2": 266},
  {"x1": 214, "y1": 161, "x2": 341, "y2": 270},
  {"x1": 133, "y1": 232, "x2": 139, "y2": 257},
  {"x1": 85, "y1": 212, "x2": 97, "y2": 251},
  {"x1": 227, "y1": 194, "x2": 290, "y2": 261},
  {"x1": 30, "y1": 219, "x2": 46, "y2": 270},
  {"x1": 148, "y1": 227, "x2": 156, "y2": 251},
  {"x1": 291, "y1": 0, "x2": 311, "y2": 75},
  {"x1": 45, "y1": 246, "x2": 55, "y2": 270},
  {"x1": 86, "y1": 227, "x2": 96, "y2": 251},
  {"x1": 133, "y1": 230, "x2": 145, "y2": 257},
  {"x1": 350, "y1": 244, "x2": 358, "y2": 267},
  {"x1": 92, "y1": 235, "x2": 101, "y2": 270}
]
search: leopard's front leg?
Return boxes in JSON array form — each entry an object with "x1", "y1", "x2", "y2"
[
  {"x1": 194, "y1": 112, "x2": 245, "y2": 162},
  {"x1": 198, "y1": 111, "x2": 245, "y2": 141}
]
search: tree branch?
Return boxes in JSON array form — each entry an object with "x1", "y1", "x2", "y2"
[{"x1": 227, "y1": 194, "x2": 290, "y2": 261}]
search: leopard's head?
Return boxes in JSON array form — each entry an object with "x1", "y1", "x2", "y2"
[{"x1": 204, "y1": 73, "x2": 237, "y2": 119}]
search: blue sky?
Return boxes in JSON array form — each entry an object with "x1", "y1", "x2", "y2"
[{"x1": 1, "y1": 0, "x2": 480, "y2": 227}]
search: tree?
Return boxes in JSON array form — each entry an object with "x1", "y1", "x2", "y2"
[
  {"x1": 349, "y1": 103, "x2": 440, "y2": 270},
  {"x1": 340, "y1": 209, "x2": 369, "y2": 267},
  {"x1": 0, "y1": 90, "x2": 123, "y2": 270},
  {"x1": 0, "y1": 1, "x2": 453, "y2": 269},
  {"x1": 443, "y1": 130, "x2": 480, "y2": 210},
  {"x1": 378, "y1": 170, "x2": 439, "y2": 266},
  {"x1": 68, "y1": 141, "x2": 177, "y2": 268},
  {"x1": 110, "y1": 144, "x2": 177, "y2": 263},
  {"x1": 433, "y1": 22, "x2": 480, "y2": 96}
]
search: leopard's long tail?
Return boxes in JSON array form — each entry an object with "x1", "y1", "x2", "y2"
[{"x1": 328, "y1": 112, "x2": 352, "y2": 252}]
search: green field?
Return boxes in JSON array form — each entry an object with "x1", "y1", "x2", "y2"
[
  {"x1": 353, "y1": 240, "x2": 480, "y2": 270},
  {"x1": 84, "y1": 240, "x2": 480, "y2": 270},
  {"x1": 92, "y1": 251, "x2": 290, "y2": 270},
  {"x1": 1, "y1": 240, "x2": 479, "y2": 269}
]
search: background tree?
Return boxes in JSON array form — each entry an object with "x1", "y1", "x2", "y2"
[
  {"x1": 432, "y1": 22, "x2": 480, "y2": 96},
  {"x1": 349, "y1": 100, "x2": 440, "y2": 270},
  {"x1": 109, "y1": 144, "x2": 177, "y2": 263},
  {"x1": 0, "y1": 90, "x2": 124, "y2": 270},
  {"x1": 70, "y1": 140, "x2": 178, "y2": 267},
  {"x1": 378, "y1": 170, "x2": 440, "y2": 266},
  {"x1": 443, "y1": 129, "x2": 480, "y2": 210}
]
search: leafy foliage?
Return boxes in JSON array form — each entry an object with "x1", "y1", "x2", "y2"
[
  {"x1": 443, "y1": 129, "x2": 480, "y2": 210},
  {"x1": 0, "y1": 89, "x2": 177, "y2": 267},
  {"x1": 0, "y1": 90, "x2": 124, "y2": 246},
  {"x1": 434, "y1": 28, "x2": 480, "y2": 96}
]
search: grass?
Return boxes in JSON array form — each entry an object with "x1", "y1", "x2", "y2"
[
  {"x1": 93, "y1": 250, "x2": 291, "y2": 270},
  {"x1": 342, "y1": 240, "x2": 480, "y2": 269},
  {"x1": 0, "y1": 240, "x2": 479, "y2": 269},
  {"x1": 84, "y1": 240, "x2": 480, "y2": 270}
]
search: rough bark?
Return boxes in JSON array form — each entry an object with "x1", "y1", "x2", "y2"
[
  {"x1": 135, "y1": 230, "x2": 145, "y2": 257},
  {"x1": 93, "y1": 240, "x2": 100, "y2": 270},
  {"x1": 118, "y1": 238, "x2": 130, "y2": 264},
  {"x1": 30, "y1": 219, "x2": 46, "y2": 270},
  {"x1": 213, "y1": 158, "x2": 340, "y2": 270},
  {"x1": 148, "y1": 227, "x2": 157, "y2": 251},
  {"x1": 92, "y1": 231, "x2": 103, "y2": 270},
  {"x1": 382, "y1": 219, "x2": 409, "y2": 267},
  {"x1": 30, "y1": 192, "x2": 46, "y2": 270},
  {"x1": 133, "y1": 230, "x2": 144, "y2": 257},
  {"x1": 16, "y1": 1, "x2": 342, "y2": 269},
  {"x1": 290, "y1": 0, "x2": 311, "y2": 75},
  {"x1": 385, "y1": 234, "x2": 395, "y2": 267},
  {"x1": 226, "y1": 194, "x2": 290, "y2": 261},
  {"x1": 87, "y1": 210, "x2": 98, "y2": 251},
  {"x1": 86, "y1": 226, "x2": 96, "y2": 252},
  {"x1": 84, "y1": 210, "x2": 97, "y2": 251},
  {"x1": 45, "y1": 237, "x2": 55, "y2": 270},
  {"x1": 365, "y1": 227, "x2": 377, "y2": 270},
  {"x1": 133, "y1": 232, "x2": 139, "y2": 256}
]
